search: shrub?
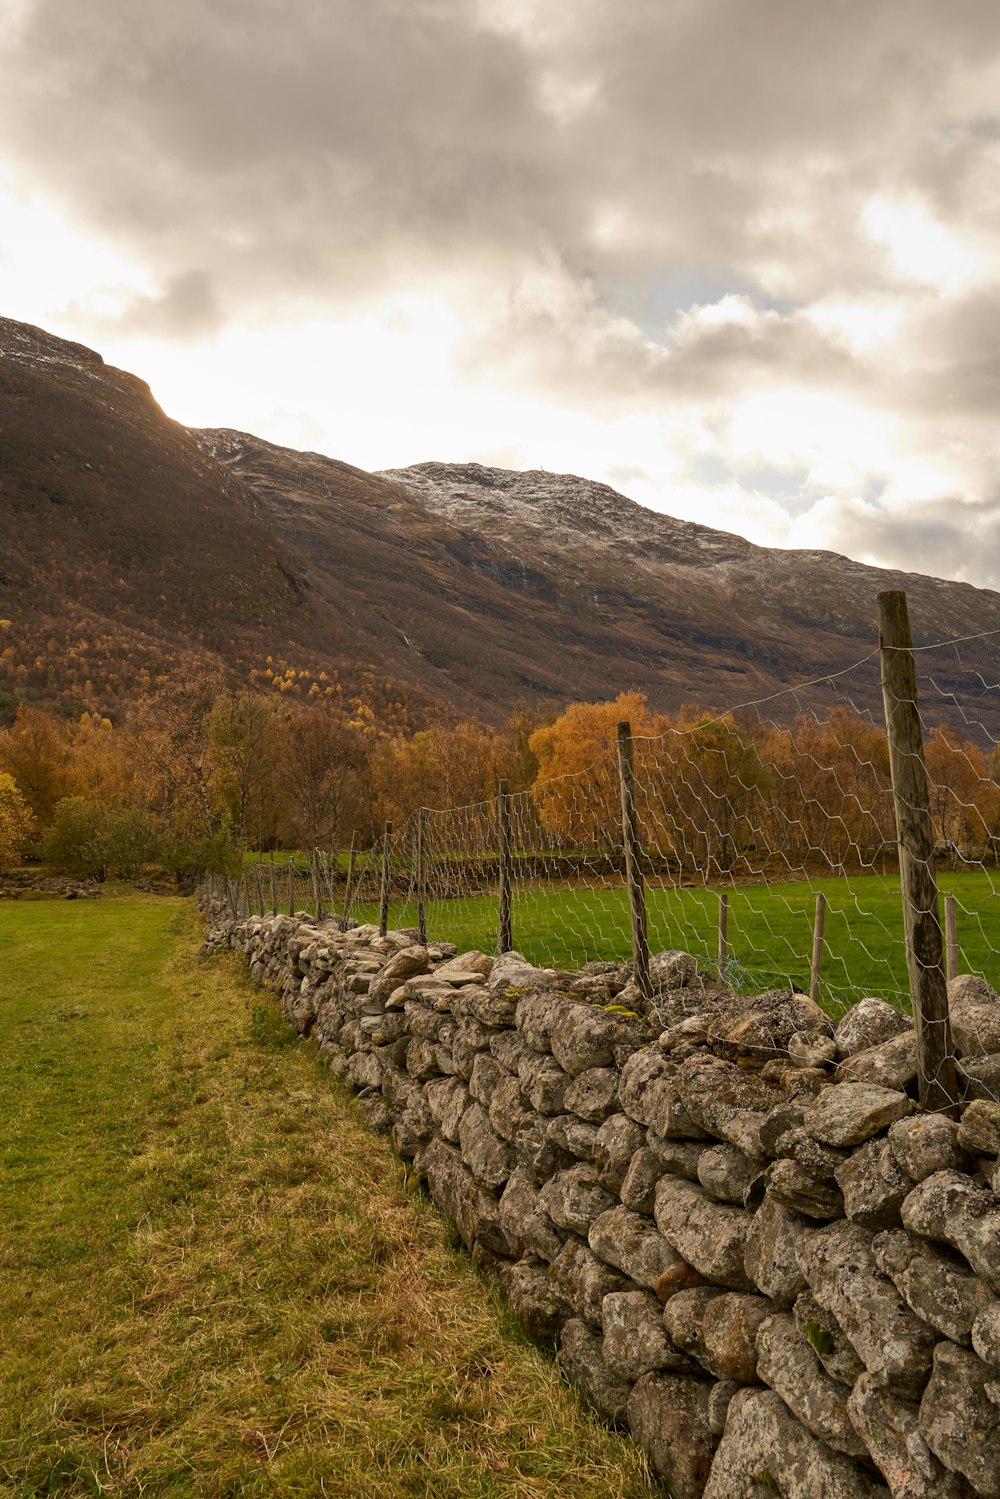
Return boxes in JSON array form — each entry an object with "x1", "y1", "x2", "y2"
[{"x1": 40, "y1": 797, "x2": 157, "y2": 881}]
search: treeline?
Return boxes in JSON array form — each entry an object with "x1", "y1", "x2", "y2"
[{"x1": 0, "y1": 680, "x2": 997, "y2": 881}]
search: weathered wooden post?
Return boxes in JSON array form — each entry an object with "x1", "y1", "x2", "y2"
[
  {"x1": 810, "y1": 892, "x2": 826, "y2": 1006},
  {"x1": 378, "y1": 822, "x2": 393, "y2": 937},
  {"x1": 226, "y1": 877, "x2": 238, "y2": 919},
  {"x1": 340, "y1": 832, "x2": 357, "y2": 933},
  {"x1": 310, "y1": 849, "x2": 323, "y2": 921},
  {"x1": 617, "y1": 721, "x2": 651, "y2": 1000},
  {"x1": 269, "y1": 853, "x2": 278, "y2": 916},
  {"x1": 498, "y1": 779, "x2": 513, "y2": 954},
  {"x1": 253, "y1": 861, "x2": 265, "y2": 917},
  {"x1": 717, "y1": 892, "x2": 728, "y2": 983},
  {"x1": 416, "y1": 808, "x2": 428, "y2": 946},
  {"x1": 287, "y1": 858, "x2": 295, "y2": 917},
  {"x1": 945, "y1": 894, "x2": 958, "y2": 984},
  {"x1": 878, "y1": 590, "x2": 958, "y2": 1115}
]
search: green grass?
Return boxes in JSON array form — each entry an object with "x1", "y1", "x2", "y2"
[
  {"x1": 0, "y1": 896, "x2": 657, "y2": 1498},
  {"x1": 363, "y1": 870, "x2": 1000, "y2": 1018}
]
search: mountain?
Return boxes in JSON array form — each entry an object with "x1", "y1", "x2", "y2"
[{"x1": 1, "y1": 315, "x2": 997, "y2": 729}]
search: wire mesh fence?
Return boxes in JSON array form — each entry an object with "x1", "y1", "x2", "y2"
[{"x1": 217, "y1": 596, "x2": 1000, "y2": 1107}]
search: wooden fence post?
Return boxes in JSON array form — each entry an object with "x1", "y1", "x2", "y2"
[
  {"x1": 945, "y1": 894, "x2": 958, "y2": 984},
  {"x1": 269, "y1": 853, "x2": 278, "y2": 915},
  {"x1": 878, "y1": 589, "x2": 958, "y2": 1115},
  {"x1": 341, "y1": 832, "x2": 357, "y2": 933},
  {"x1": 310, "y1": 849, "x2": 323, "y2": 921},
  {"x1": 810, "y1": 892, "x2": 826, "y2": 1005},
  {"x1": 717, "y1": 893, "x2": 728, "y2": 984},
  {"x1": 287, "y1": 858, "x2": 295, "y2": 917},
  {"x1": 253, "y1": 861, "x2": 265, "y2": 917},
  {"x1": 379, "y1": 822, "x2": 393, "y2": 937},
  {"x1": 226, "y1": 877, "x2": 238, "y2": 919},
  {"x1": 416, "y1": 808, "x2": 428, "y2": 946},
  {"x1": 498, "y1": 779, "x2": 513, "y2": 954},
  {"x1": 617, "y1": 721, "x2": 651, "y2": 1001}
]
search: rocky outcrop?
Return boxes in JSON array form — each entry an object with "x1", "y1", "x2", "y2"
[{"x1": 202, "y1": 897, "x2": 1000, "y2": 1499}]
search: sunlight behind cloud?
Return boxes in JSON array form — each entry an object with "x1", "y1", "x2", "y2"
[{"x1": 863, "y1": 195, "x2": 983, "y2": 290}]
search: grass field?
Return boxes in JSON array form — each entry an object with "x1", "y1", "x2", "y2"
[
  {"x1": 0, "y1": 896, "x2": 656, "y2": 1498},
  {"x1": 360, "y1": 870, "x2": 1000, "y2": 1017}
]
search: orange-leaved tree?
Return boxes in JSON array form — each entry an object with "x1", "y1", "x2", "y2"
[{"x1": 0, "y1": 770, "x2": 33, "y2": 870}]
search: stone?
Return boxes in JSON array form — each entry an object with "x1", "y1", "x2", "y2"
[
  {"x1": 873, "y1": 1227, "x2": 997, "y2": 1345},
  {"x1": 505, "y1": 1260, "x2": 568, "y2": 1340},
  {"x1": 424, "y1": 1075, "x2": 468, "y2": 1143},
  {"x1": 789, "y1": 1029, "x2": 837, "y2": 1068},
  {"x1": 627, "y1": 1372, "x2": 716, "y2": 1499},
  {"x1": 707, "y1": 1379, "x2": 741, "y2": 1436},
  {"x1": 900, "y1": 1168, "x2": 989, "y2": 1242},
  {"x1": 919, "y1": 1339, "x2": 1000, "y2": 1497},
  {"x1": 488, "y1": 1072, "x2": 538, "y2": 1146},
  {"x1": 708, "y1": 989, "x2": 833, "y2": 1062},
  {"x1": 743, "y1": 1194, "x2": 809, "y2": 1307},
  {"x1": 649, "y1": 949, "x2": 697, "y2": 990},
  {"x1": 756, "y1": 1313, "x2": 867, "y2": 1458},
  {"x1": 945, "y1": 1195, "x2": 1000, "y2": 1294},
  {"x1": 593, "y1": 1113, "x2": 646, "y2": 1193},
  {"x1": 773, "y1": 1124, "x2": 850, "y2": 1178},
  {"x1": 699, "y1": 1292, "x2": 771, "y2": 1383},
  {"x1": 973, "y1": 1302, "x2": 1000, "y2": 1367},
  {"x1": 659, "y1": 1013, "x2": 714, "y2": 1051},
  {"x1": 564, "y1": 1066, "x2": 620, "y2": 1123},
  {"x1": 837, "y1": 1029, "x2": 918, "y2": 1090},
  {"x1": 450, "y1": 1017, "x2": 495, "y2": 1078},
  {"x1": 654, "y1": 1176, "x2": 754, "y2": 1291},
  {"x1": 368, "y1": 944, "x2": 430, "y2": 1004},
  {"x1": 759, "y1": 1102, "x2": 807, "y2": 1156},
  {"x1": 433, "y1": 949, "x2": 493, "y2": 981},
  {"x1": 468, "y1": 1051, "x2": 504, "y2": 1106},
  {"x1": 422, "y1": 1137, "x2": 511, "y2": 1257},
  {"x1": 697, "y1": 1144, "x2": 763, "y2": 1205},
  {"x1": 662, "y1": 1286, "x2": 726, "y2": 1357},
  {"x1": 558, "y1": 1319, "x2": 633, "y2": 1422},
  {"x1": 497, "y1": 1170, "x2": 564, "y2": 1262},
  {"x1": 836, "y1": 996, "x2": 913, "y2": 1058},
  {"x1": 550, "y1": 1005, "x2": 648, "y2": 1078},
  {"x1": 588, "y1": 1205, "x2": 681, "y2": 1289},
  {"x1": 619, "y1": 1147, "x2": 663, "y2": 1214},
  {"x1": 835, "y1": 1135, "x2": 911, "y2": 1230},
  {"x1": 654, "y1": 1262, "x2": 710, "y2": 1302},
  {"x1": 704, "y1": 1388, "x2": 883, "y2": 1499},
  {"x1": 675, "y1": 1055, "x2": 781, "y2": 1139},
  {"x1": 538, "y1": 1164, "x2": 617, "y2": 1238},
  {"x1": 545, "y1": 1113, "x2": 599, "y2": 1162},
  {"x1": 618, "y1": 1049, "x2": 678, "y2": 1128},
  {"x1": 549, "y1": 1238, "x2": 633, "y2": 1327},
  {"x1": 796, "y1": 1221, "x2": 936, "y2": 1399},
  {"x1": 490, "y1": 1028, "x2": 531, "y2": 1074},
  {"x1": 948, "y1": 973, "x2": 1000, "y2": 1058},
  {"x1": 602, "y1": 1290, "x2": 694, "y2": 1379},
  {"x1": 515, "y1": 992, "x2": 572, "y2": 1053},
  {"x1": 890, "y1": 1114, "x2": 969, "y2": 1182},
  {"x1": 847, "y1": 1372, "x2": 967, "y2": 1499},
  {"x1": 804, "y1": 1081, "x2": 916, "y2": 1146},
  {"x1": 767, "y1": 1159, "x2": 845, "y2": 1220},
  {"x1": 458, "y1": 1103, "x2": 516, "y2": 1192},
  {"x1": 793, "y1": 1291, "x2": 865, "y2": 1385},
  {"x1": 648, "y1": 1137, "x2": 708, "y2": 1180},
  {"x1": 957, "y1": 1054, "x2": 1000, "y2": 1100},
  {"x1": 490, "y1": 951, "x2": 568, "y2": 997},
  {"x1": 520, "y1": 1054, "x2": 571, "y2": 1115},
  {"x1": 958, "y1": 1099, "x2": 1000, "y2": 1156}
]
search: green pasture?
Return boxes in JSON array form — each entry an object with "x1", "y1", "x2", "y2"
[
  {"x1": 361, "y1": 870, "x2": 1000, "y2": 1017},
  {"x1": 0, "y1": 896, "x2": 654, "y2": 1498}
]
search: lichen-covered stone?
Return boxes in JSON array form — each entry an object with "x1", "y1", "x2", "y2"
[
  {"x1": 424, "y1": 1075, "x2": 468, "y2": 1143},
  {"x1": 676, "y1": 1055, "x2": 781, "y2": 1139},
  {"x1": 648, "y1": 1136, "x2": 708, "y2": 1180},
  {"x1": 945, "y1": 1195, "x2": 1000, "y2": 1294},
  {"x1": 835, "y1": 1135, "x2": 911, "y2": 1230},
  {"x1": 793, "y1": 1291, "x2": 865, "y2": 1385},
  {"x1": 707, "y1": 1379, "x2": 741, "y2": 1437},
  {"x1": 948, "y1": 972, "x2": 1000, "y2": 1058},
  {"x1": 919, "y1": 1340, "x2": 1000, "y2": 1497},
  {"x1": 789, "y1": 1029, "x2": 837, "y2": 1068},
  {"x1": 539, "y1": 1164, "x2": 617, "y2": 1238},
  {"x1": 549, "y1": 1237, "x2": 633, "y2": 1327},
  {"x1": 972, "y1": 1302, "x2": 1000, "y2": 1367},
  {"x1": 497, "y1": 1169, "x2": 564, "y2": 1262},
  {"x1": 697, "y1": 1144, "x2": 763, "y2": 1205},
  {"x1": 743, "y1": 1193, "x2": 809, "y2": 1307},
  {"x1": 423, "y1": 1137, "x2": 512, "y2": 1257},
  {"x1": 654, "y1": 1176, "x2": 754, "y2": 1291},
  {"x1": 368, "y1": 944, "x2": 430, "y2": 1004},
  {"x1": 564, "y1": 1066, "x2": 620, "y2": 1123},
  {"x1": 602, "y1": 1290, "x2": 694, "y2": 1379},
  {"x1": 619, "y1": 1147, "x2": 663, "y2": 1214},
  {"x1": 662, "y1": 1285, "x2": 725, "y2": 1357},
  {"x1": 699, "y1": 1292, "x2": 771, "y2": 1383},
  {"x1": 627, "y1": 1372, "x2": 716, "y2": 1499},
  {"x1": 767, "y1": 1159, "x2": 845, "y2": 1220},
  {"x1": 488, "y1": 1071, "x2": 537, "y2": 1145},
  {"x1": 489, "y1": 1027, "x2": 531, "y2": 1075},
  {"x1": 847, "y1": 1372, "x2": 967, "y2": 1499},
  {"x1": 836, "y1": 1029, "x2": 917, "y2": 1090},
  {"x1": 520, "y1": 1053, "x2": 572, "y2": 1115},
  {"x1": 704, "y1": 1388, "x2": 883, "y2": 1499},
  {"x1": 618, "y1": 1049, "x2": 678, "y2": 1128},
  {"x1": 900, "y1": 1168, "x2": 990, "y2": 1242},
  {"x1": 593, "y1": 1113, "x2": 646, "y2": 1193},
  {"x1": 708, "y1": 989, "x2": 833, "y2": 1062},
  {"x1": 468, "y1": 1051, "x2": 504, "y2": 1107},
  {"x1": 874, "y1": 1227, "x2": 997, "y2": 1345},
  {"x1": 588, "y1": 1205, "x2": 680, "y2": 1289},
  {"x1": 796, "y1": 1220, "x2": 936, "y2": 1399},
  {"x1": 545, "y1": 1112, "x2": 599, "y2": 1162},
  {"x1": 804, "y1": 1080, "x2": 916, "y2": 1146},
  {"x1": 505, "y1": 1260, "x2": 568, "y2": 1340},
  {"x1": 889, "y1": 1114, "x2": 969, "y2": 1183},
  {"x1": 558, "y1": 1318, "x2": 633, "y2": 1422},
  {"x1": 451, "y1": 1016, "x2": 494, "y2": 1078},
  {"x1": 515, "y1": 992, "x2": 572, "y2": 1054},
  {"x1": 835, "y1": 996, "x2": 913, "y2": 1058},
  {"x1": 756, "y1": 1313, "x2": 867, "y2": 1458},
  {"x1": 957, "y1": 1099, "x2": 1000, "y2": 1157},
  {"x1": 458, "y1": 1102, "x2": 516, "y2": 1191},
  {"x1": 550, "y1": 1005, "x2": 648, "y2": 1078}
]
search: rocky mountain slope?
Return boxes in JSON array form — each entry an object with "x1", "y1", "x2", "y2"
[{"x1": 2, "y1": 315, "x2": 997, "y2": 726}]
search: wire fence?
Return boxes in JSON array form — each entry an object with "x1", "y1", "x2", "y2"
[{"x1": 214, "y1": 593, "x2": 1000, "y2": 1111}]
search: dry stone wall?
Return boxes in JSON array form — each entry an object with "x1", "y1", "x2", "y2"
[{"x1": 202, "y1": 900, "x2": 1000, "y2": 1499}]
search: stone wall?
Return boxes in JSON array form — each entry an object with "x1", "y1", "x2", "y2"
[{"x1": 202, "y1": 901, "x2": 1000, "y2": 1499}]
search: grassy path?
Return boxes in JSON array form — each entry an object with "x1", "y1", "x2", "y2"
[{"x1": 0, "y1": 897, "x2": 656, "y2": 1498}]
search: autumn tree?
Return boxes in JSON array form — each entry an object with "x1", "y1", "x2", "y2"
[
  {"x1": 205, "y1": 689, "x2": 282, "y2": 847},
  {"x1": 0, "y1": 771, "x2": 33, "y2": 870},
  {"x1": 0, "y1": 705, "x2": 74, "y2": 828},
  {"x1": 280, "y1": 704, "x2": 371, "y2": 850}
]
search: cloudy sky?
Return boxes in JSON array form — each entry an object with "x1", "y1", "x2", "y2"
[{"x1": 3, "y1": 0, "x2": 1000, "y2": 587}]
